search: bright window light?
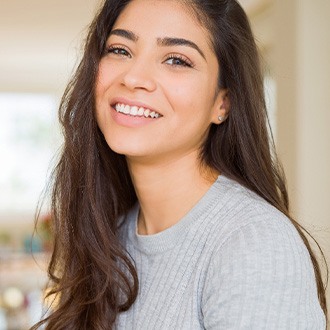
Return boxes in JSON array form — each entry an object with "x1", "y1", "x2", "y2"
[
  {"x1": 264, "y1": 76, "x2": 277, "y2": 141},
  {"x1": 0, "y1": 93, "x2": 61, "y2": 213}
]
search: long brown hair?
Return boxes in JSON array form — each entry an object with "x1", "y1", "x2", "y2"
[{"x1": 31, "y1": 0, "x2": 327, "y2": 328}]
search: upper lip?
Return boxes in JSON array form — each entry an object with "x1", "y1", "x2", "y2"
[{"x1": 110, "y1": 97, "x2": 162, "y2": 115}]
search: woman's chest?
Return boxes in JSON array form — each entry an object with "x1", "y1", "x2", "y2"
[{"x1": 115, "y1": 249, "x2": 209, "y2": 329}]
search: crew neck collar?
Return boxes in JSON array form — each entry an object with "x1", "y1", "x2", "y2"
[{"x1": 126, "y1": 175, "x2": 231, "y2": 255}]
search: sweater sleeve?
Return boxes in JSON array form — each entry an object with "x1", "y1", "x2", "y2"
[{"x1": 201, "y1": 217, "x2": 326, "y2": 330}]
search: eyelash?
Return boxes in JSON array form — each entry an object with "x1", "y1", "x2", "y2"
[
  {"x1": 165, "y1": 54, "x2": 194, "y2": 68},
  {"x1": 104, "y1": 45, "x2": 194, "y2": 68},
  {"x1": 105, "y1": 45, "x2": 131, "y2": 58}
]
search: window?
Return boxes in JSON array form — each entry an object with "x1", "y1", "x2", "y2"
[{"x1": 0, "y1": 93, "x2": 61, "y2": 213}]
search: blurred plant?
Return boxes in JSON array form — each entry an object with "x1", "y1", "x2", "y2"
[{"x1": 0, "y1": 232, "x2": 11, "y2": 246}]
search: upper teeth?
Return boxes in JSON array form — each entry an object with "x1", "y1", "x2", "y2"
[{"x1": 115, "y1": 103, "x2": 161, "y2": 118}]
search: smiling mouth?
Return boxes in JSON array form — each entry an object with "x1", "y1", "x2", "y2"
[{"x1": 113, "y1": 103, "x2": 162, "y2": 119}]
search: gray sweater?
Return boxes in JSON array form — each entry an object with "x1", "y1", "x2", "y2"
[{"x1": 116, "y1": 175, "x2": 325, "y2": 329}]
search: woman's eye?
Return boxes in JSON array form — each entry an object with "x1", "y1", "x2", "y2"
[
  {"x1": 165, "y1": 56, "x2": 193, "y2": 68},
  {"x1": 105, "y1": 46, "x2": 131, "y2": 58}
]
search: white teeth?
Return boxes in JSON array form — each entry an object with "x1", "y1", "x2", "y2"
[
  {"x1": 130, "y1": 106, "x2": 138, "y2": 116},
  {"x1": 114, "y1": 103, "x2": 161, "y2": 118}
]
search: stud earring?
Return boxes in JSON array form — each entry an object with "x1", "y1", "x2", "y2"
[{"x1": 218, "y1": 115, "x2": 223, "y2": 122}]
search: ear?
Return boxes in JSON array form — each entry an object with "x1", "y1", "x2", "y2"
[{"x1": 210, "y1": 89, "x2": 230, "y2": 124}]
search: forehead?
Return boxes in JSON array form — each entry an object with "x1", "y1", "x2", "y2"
[{"x1": 112, "y1": 0, "x2": 212, "y2": 48}]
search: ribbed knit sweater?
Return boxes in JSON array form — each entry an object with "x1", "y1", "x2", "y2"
[{"x1": 116, "y1": 175, "x2": 325, "y2": 329}]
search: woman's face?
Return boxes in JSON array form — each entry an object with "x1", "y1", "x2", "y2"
[{"x1": 95, "y1": 0, "x2": 225, "y2": 164}]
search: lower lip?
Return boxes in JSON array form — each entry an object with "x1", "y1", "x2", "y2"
[{"x1": 110, "y1": 106, "x2": 161, "y2": 128}]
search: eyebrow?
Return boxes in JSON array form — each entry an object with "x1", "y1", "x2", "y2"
[
  {"x1": 109, "y1": 28, "x2": 206, "y2": 60},
  {"x1": 109, "y1": 29, "x2": 138, "y2": 42},
  {"x1": 157, "y1": 37, "x2": 206, "y2": 60}
]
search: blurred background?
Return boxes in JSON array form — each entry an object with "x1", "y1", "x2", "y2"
[{"x1": 0, "y1": 0, "x2": 329, "y2": 328}]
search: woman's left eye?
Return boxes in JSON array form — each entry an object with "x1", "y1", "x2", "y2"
[{"x1": 164, "y1": 55, "x2": 194, "y2": 68}]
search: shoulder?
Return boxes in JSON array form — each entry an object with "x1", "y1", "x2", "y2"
[
  {"x1": 200, "y1": 176, "x2": 325, "y2": 329},
  {"x1": 207, "y1": 176, "x2": 313, "y2": 285},
  {"x1": 208, "y1": 175, "x2": 301, "y2": 251}
]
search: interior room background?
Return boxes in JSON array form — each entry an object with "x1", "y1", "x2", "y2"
[{"x1": 0, "y1": 0, "x2": 329, "y2": 328}]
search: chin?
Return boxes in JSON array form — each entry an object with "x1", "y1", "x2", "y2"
[{"x1": 105, "y1": 138, "x2": 151, "y2": 158}]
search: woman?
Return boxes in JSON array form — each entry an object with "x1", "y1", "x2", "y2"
[{"x1": 32, "y1": 0, "x2": 327, "y2": 329}]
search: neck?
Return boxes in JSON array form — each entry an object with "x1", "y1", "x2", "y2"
[{"x1": 127, "y1": 151, "x2": 219, "y2": 235}]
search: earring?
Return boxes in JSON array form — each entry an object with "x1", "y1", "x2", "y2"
[{"x1": 218, "y1": 115, "x2": 223, "y2": 122}]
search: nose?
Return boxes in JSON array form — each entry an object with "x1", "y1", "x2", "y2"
[{"x1": 121, "y1": 59, "x2": 157, "y2": 92}]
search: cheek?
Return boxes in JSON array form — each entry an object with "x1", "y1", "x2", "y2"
[
  {"x1": 178, "y1": 92, "x2": 217, "y2": 138},
  {"x1": 95, "y1": 67, "x2": 107, "y2": 101},
  {"x1": 95, "y1": 63, "x2": 117, "y2": 121},
  {"x1": 167, "y1": 80, "x2": 202, "y2": 110},
  {"x1": 95, "y1": 65, "x2": 111, "y2": 131},
  {"x1": 166, "y1": 75, "x2": 214, "y2": 117},
  {"x1": 95, "y1": 60, "x2": 120, "y2": 95}
]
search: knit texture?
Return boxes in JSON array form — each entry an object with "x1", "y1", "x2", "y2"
[{"x1": 115, "y1": 175, "x2": 325, "y2": 329}]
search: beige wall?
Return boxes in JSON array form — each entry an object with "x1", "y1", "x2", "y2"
[
  {"x1": 252, "y1": 0, "x2": 330, "y2": 316},
  {"x1": 295, "y1": 0, "x2": 330, "y2": 312}
]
